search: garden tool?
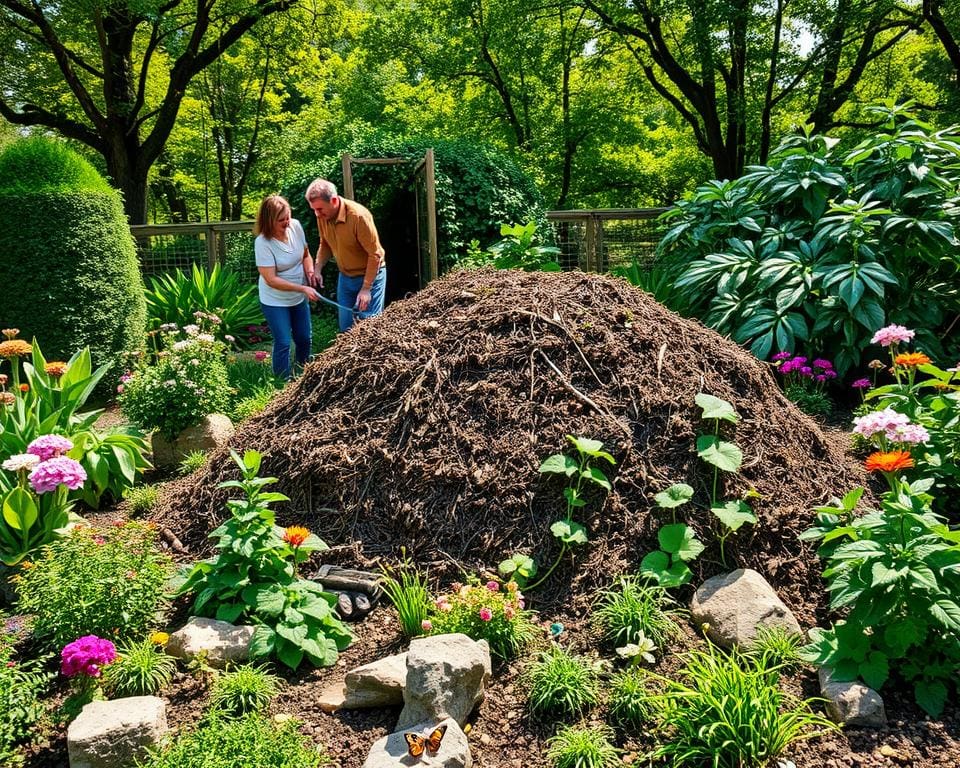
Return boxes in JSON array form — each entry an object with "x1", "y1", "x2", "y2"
[{"x1": 314, "y1": 292, "x2": 361, "y2": 324}]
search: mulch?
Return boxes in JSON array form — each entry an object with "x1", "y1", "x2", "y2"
[{"x1": 15, "y1": 268, "x2": 960, "y2": 766}]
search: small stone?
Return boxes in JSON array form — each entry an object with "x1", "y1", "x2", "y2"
[
  {"x1": 479, "y1": 734, "x2": 491, "y2": 746},
  {"x1": 273, "y1": 713, "x2": 293, "y2": 724}
]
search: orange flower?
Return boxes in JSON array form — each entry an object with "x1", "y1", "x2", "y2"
[
  {"x1": 894, "y1": 352, "x2": 931, "y2": 367},
  {"x1": 44, "y1": 361, "x2": 68, "y2": 377},
  {"x1": 283, "y1": 526, "x2": 310, "y2": 547},
  {"x1": 0, "y1": 339, "x2": 31, "y2": 358},
  {"x1": 18, "y1": 384, "x2": 28, "y2": 393},
  {"x1": 865, "y1": 450, "x2": 915, "y2": 473}
]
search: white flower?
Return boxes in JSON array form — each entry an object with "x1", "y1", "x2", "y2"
[
  {"x1": 2, "y1": 453, "x2": 40, "y2": 472},
  {"x1": 224, "y1": 335, "x2": 235, "y2": 343},
  {"x1": 183, "y1": 324, "x2": 200, "y2": 336},
  {"x1": 171, "y1": 340, "x2": 192, "y2": 351},
  {"x1": 196, "y1": 333, "x2": 215, "y2": 343},
  {"x1": 189, "y1": 358, "x2": 200, "y2": 366},
  {"x1": 616, "y1": 631, "x2": 657, "y2": 665},
  {"x1": 163, "y1": 379, "x2": 176, "y2": 388},
  {"x1": 159, "y1": 323, "x2": 178, "y2": 332}
]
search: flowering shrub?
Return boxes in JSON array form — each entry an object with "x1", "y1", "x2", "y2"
[
  {"x1": 120, "y1": 324, "x2": 229, "y2": 439},
  {"x1": 175, "y1": 450, "x2": 351, "y2": 670},
  {"x1": 849, "y1": 324, "x2": 959, "y2": 517},
  {"x1": 59, "y1": 634, "x2": 117, "y2": 720},
  {"x1": 0, "y1": 436, "x2": 86, "y2": 565},
  {"x1": 15, "y1": 521, "x2": 172, "y2": 649},
  {"x1": 427, "y1": 578, "x2": 537, "y2": 659}
]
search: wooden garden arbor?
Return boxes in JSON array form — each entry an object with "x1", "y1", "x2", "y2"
[{"x1": 340, "y1": 150, "x2": 439, "y2": 289}]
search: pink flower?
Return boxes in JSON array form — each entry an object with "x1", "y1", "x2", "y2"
[
  {"x1": 851, "y1": 378, "x2": 871, "y2": 389},
  {"x1": 479, "y1": 607, "x2": 493, "y2": 622},
  {"x1": 28, "y1": 456, "x2": 87, "y2": 494},
  {"x1": 435, "y1": 598, "x2": 452, "y2": 613},
  {"x1": 27, "y1": 434, "x2": 74, "y2": 461},
  {"x1": 871, "y1": 324, "x2": 914, "y2": 347},
  {"x1": 116, "y1": 384, "x2": 124, "y2": 393},
  {"x1": 486, "y1": 580, "x2": 499, "y2": 592},
  {"x1": 421, "y1": 619, "x2": 433, "y2": 632},
  {"x1": 254, "y1": 351, "x2": 269, "y2": 362},
  {"x1": 60, "y1": 635, "x2": 116, "y2": 678},
  {"x1": 93, "y1": 536, "x2": 105, "y2": 545},
  {"x1": 504, "y1": 606, "x2": 515, "y2": 620}
]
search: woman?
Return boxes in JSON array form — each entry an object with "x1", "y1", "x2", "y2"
[{"x1": 253, "y1": 194, "x2": 319, "y2": 379}]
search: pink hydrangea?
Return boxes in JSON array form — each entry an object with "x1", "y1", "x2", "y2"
[
  {"x1": 852, "y1": 408, "x2": 928, "y2": 445},
  {"x1": 26, "y1": 434, "x2": 74, "y2": 461},
  {"x1": 479, "y1": 607, "x2": 493, "y2": 622},
  {"x1": 60, "y1": 635, "x2": 116, "y2": 678},
  {"x1": 28, "y1": 456, "x2": 87, "y2": 494},
  {"x1": 889, "y1": 423, "x2": 930, "y2": 445},
  {"x1": 871, "y1": 324, "x2": 914, "y2": 347}
]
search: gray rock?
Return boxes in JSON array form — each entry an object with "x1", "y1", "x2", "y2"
[
  {"x1": 690, "y1": 568, "x2": 801, "y2": 648},
  {"x1": 151, "y1": 414, "x2": 234, "y2": 468},
  {"x1": 397, "y1": 633, "x2": 490, "y2": 731},
  {"x1": 818, "y1": 667, "x2": 887, "y2": 727},
  {"x1": 363, "y1": 717, "x2": 470, "y2": 768},
  {"x1": 67, "y1": 696, "x2": 167, "y2": 768},
  {"x1": 316, "y1": 652, "x2": 409, "y2": 712},
  {"x1": 166, "y1": 616, "x2": 254, "y2": 669}
]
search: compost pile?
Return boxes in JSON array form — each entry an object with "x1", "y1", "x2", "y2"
[{"x1": 154, "y1": 269, "x2": 867, "y2": 623}]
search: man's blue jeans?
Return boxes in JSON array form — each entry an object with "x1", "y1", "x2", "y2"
[
  {"x1": 259, "y1": 300, "x2": 312, "y2": 379},
  {"x1": 336, "y1": 267, "x2": 387, "y2": 332}
]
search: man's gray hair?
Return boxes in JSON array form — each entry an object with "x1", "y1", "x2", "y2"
[{"x1": 305, "y1": 178, "x2": 337, "y2": 202}]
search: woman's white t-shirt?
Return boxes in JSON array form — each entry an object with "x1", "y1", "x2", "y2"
[{"x1": 254, "y1": 219, "x2": 308, "y2": 307}]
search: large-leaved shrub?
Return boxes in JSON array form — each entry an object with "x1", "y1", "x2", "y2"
[{"x1": 657, "y1": 104, "x2": 960, "y2": 374}]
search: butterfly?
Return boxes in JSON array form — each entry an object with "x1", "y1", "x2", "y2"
[{"x1": 404, "y1": 723, "x2": 447, "y2": 759}]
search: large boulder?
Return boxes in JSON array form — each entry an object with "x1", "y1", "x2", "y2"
[
  {"x1": 165, "y1": 616, "x2": 253, "y2": 668},
  {"x1": 67, "y1": 696, "x2": 167, "y2": 768}
]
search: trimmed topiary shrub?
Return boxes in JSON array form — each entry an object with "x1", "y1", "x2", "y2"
[
  {"x1": 282, "y1": 133, "x2": 547, "y2": 274},
  {"x1": 0, "y1": 138, "x2": 146, "y2": 387}
]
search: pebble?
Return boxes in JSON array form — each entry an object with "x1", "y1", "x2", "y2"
[{"x1": 479, "y1": 734, "x2": 491, "y2": 746}]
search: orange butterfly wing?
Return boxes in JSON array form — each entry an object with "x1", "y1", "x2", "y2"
[
  {"x1": 405, "y1": 733, "x2": 426, "y2": 758},
  {"x1": 425, "y1": 724, "x2": 447, "y2": 754}
]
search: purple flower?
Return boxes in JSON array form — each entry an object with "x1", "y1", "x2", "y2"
[
  {"x1": 851, "y1": 378, "x2": 871, "y2": 389},
  {"x1": 61, "y1": 635, "x2": 116, "y2": 678},
  {"x1": 871, "y1": 324, "x2": 914, "y2": 347},
  {"x1": 28, "y1": 456, "x2": 87, "y2": 494},
  {"x1": 799, "y1": 366, "x2": 813, "y2": 376},
  {"x1": 815, "y1": 374, "x2": 827, "y2": 382},
  {"x1": 813, "y1": 359, "x2": 833, "y2": 370},
  {"x1": 792, "y1": 356, "x2": 808, "y2": 365},
  {"x1": 772, "y1": 352, "x2": 793, "y2": 361},
  {"x1": 779, "y1": 360, "x2": 797, "y2": 374},
  {"x1": 27, "y1": 434, "x2": 74, "y2": 461}
]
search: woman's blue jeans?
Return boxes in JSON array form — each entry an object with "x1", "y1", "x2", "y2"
[
  {"x1": 259, "y1": 300, "x2": 312, "y2": 379},
  {"x1": 336, "y1": 267, "x2": 387, "y2": 332}
]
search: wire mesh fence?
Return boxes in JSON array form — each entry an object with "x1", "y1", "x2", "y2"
[
  {"x1": 545, "y1": 209, "x2": 668, "y2": 273},
  {"x1": 130, "y1": 209, "x2": 669, "y2": 283}
]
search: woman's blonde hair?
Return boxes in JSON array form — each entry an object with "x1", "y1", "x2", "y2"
[{"x1": 253, "y1": 194, "x2": 290, "y2": 237}]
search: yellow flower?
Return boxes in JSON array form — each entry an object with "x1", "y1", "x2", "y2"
[
  {"x1": 19, "y1": 560, "x2": 33, "y2": 569},
  {"x1": 283, "y1": 526, "x2": 310, "y2": 547},
  {"x1": 150, "y1": 631, "x2": 170, "y2": 645},
  {"x1": 0, "y1": 339, "x2": 32, "y2": 358}
]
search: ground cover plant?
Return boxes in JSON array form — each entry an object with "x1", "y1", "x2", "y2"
[
  {"x1": 526, "y1": 644, "x2": 601, "y2": 719},
  {"x1": 208, "y1": 663, "x2": 281, "y2": 718},
  {"x1": 0, "y1": 622, "x2": 49, "y2": 767},
  {"x1": 102, "y1": 634, "x2": 177, "y2": 697}
]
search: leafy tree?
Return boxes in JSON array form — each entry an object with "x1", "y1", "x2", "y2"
[
  {"x1": 580, "y1": 0, "x2": 921, "y2": 179},
  {"x1": 657, "y1": 104, "x2": 960, "y2": 374},
  {"x1": 0, "y1": 0, "x2": 307, "y2": 223},
  {"x1": 923, "y1": 0, "x2": 960, "y2": 87}
]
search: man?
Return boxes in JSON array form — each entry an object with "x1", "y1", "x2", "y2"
[{"x1": 305, "y1": 178, "x2": 387, "y2": 332}]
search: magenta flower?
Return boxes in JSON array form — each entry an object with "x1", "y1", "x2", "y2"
[
  {"x1": 479, "y1": 607, "x2": 493, "y2": 622},
  {"x1": 28, "y1": 456, "x2": 87, "y2": 494},
  {"x1": 61, "y1": 635, "x2": 117, "y2": 678},
  {"x1": 812, "y1": 359, "x2": 833, "y2": 370},
  {"x1": 486, "y1": 580, "x2": 500, "y2": 592},
  {"x1": 871, "y1": 324, "x2": 914, "y2": 347},
  {"x1": 254, "y1": 351, "x2": 269, "y2": 362},
  {"x1": 851, "y1": 378, "x2": 871, "y2": 390},
  {"x1": 26, "y1": 434, "x2": 74, "y2": 461},
  {"x1": 771, "y1": 352, "x2": 793, "y2": 362}
]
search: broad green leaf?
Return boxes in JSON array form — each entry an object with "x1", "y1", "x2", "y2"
[
  {"x1": 3, "y1": 487, "x2": 38, "y2": 532},
  {"x1": 654, "y1": 483, "x2": 694, "y2": 509},
  {"x1": 710, "y1": 501, "x2": 757, "y2": 532},
  {"x1": 658, "y1": 523, "x2": 705, "y2": 561},
  {"x1": 539, "y1": 454, "x2": 578, "y2": 476},
  {"x1": 694, "y1": 393, "x2": 739, "y2": 423},
  {"x1": 915, "y1": 679, "x2": 947, "y2": 718},
  {"x1": 276, "y1": 639, "x2": 304, "y2": 670},
  {"x1": 929, "y1": 599, "x2": 960, "y2": 631},
  {"x1": 696, "y1": 436, "x2": 743, "y2": 472},
  {"x1": 215, "y1": 602, "x2": 245, "y2": 623},
  {"x1": 248, "y1": 625, "x2": 275, "y2": 658},
  {"x1": 566, "y1": 435, "x2": 615, "y2": 463},
  {"x1": 581, "y1": 466, "x2": 611, "y2": 491},
  {"x1": 859, "y1": 651, "x2": 889, "y2": 690},
  {"x1": 550, "y1": 519, "x2": 588, "y2": 545},
  {"x1": 243, "y1": 584, "x2": 286, "y2": 617}
]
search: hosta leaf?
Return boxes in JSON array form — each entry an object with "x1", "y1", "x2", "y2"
[
  {"x1": 696, "y1": 436, "x2": 743, "y2": 472},
  {"x1": 248, "y1": 625, "x2": 276, "y2": 658}
]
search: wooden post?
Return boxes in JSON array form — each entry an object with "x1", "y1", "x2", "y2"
[
  {"x1": 584, "y1": 216, "x2": 597, "y2": 272},
  {"x1": 425, "y1": 148, "x2": 439, "y2": 283},
  {"x1": 205, "y1": 224, "x2": 218, "y2": 272},
  {"x1": 341, "y1": 154, "x2": 354, "y2": 199}
]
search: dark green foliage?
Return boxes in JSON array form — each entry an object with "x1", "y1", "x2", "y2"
[
  {"x1": 0, "y1": 627, "x2": 50, "y2": 766},
  {"x1": 657, "y1": 104, "x2": 960, "y2": 374},
  {"x1": 208, "y1": 664, "x2": 281, "y2": 718},
  {"x1": 282, "y1": 133, "x2": 546, "y2": 272},
  {"x1": 526, "y1": 645, "x2": 601, "y2": 719},
  {"x1": 0, "y1": 138, "x2": 145, "y2": 386}
]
